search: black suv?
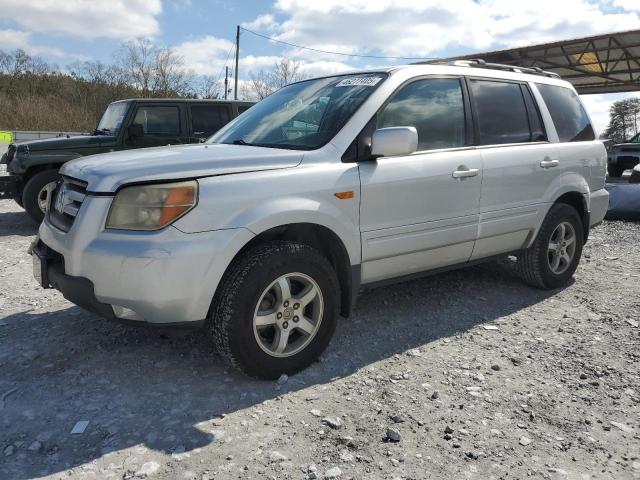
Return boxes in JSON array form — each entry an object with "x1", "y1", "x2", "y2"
[{"x1": 0, "y1": 98, "x2": 254, "y2": 222}]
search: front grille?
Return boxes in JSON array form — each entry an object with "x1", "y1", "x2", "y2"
[{"x1": 48, "y1": 177, "x2": 88, "y2": 232}]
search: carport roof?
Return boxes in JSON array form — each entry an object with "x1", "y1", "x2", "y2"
[{"x1": 416, "y1": 29, "x2": 640, "y2": 95}]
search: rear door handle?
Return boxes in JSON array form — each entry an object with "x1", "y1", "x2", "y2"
[
  {"x1": 540, "y1": 159, "x2": 559, "y2": 168},
  {"x1": 452, "y1": 168, "x2": 479, "y2": 179}
]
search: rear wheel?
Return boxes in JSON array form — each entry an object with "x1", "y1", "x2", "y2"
[
  {"x1": 517, "y1": 203, "x2": 584, "y2": 289},
  {"x1": 608, "y1": 164, "x2": 624, "y2": 177},
  {"x1": 208, "y1": 241, "x2": 339, "y2": 379},
  {"x1": 22, "y1": 169, "x2": 59, "y2": 223}
]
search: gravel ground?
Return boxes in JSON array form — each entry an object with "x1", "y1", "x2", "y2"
[{"x1": 0, "y1": 198, "x2": 639, "y2": 480}]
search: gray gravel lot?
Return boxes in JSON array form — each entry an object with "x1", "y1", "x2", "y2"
[{"x1": 0, "y1": 198, "x2": 639, "y2": 480}]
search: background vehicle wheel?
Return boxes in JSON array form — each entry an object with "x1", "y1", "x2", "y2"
[
  {"x1": 607, "y1": 164, "x2": 623, "y2": 177},
  {"x1": 517, "y1": 203, "x2": 584, "y2": 289},
  {"x1": 22, "y1": 169, "x2": 59, "y2": 223},
  {"x1": 208, "y1": 241, "x2": 340, "y2": 380}
]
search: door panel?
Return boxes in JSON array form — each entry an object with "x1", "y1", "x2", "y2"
[
  {"x1": 359, "y1": 148, "x2": 482, "y2": 283},
  {"x1": 472, "y1": 143, "x2": 559, "y2": 259},
  {"x1": 466, "y1": 78, "x2": 558, "y2": 260}
]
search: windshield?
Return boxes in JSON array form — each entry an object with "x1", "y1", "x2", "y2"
[
  {"x1": 96, "y1": 102, "x2": 130, "y2": 133},
  {"x1": 629, "y1": 132, "x2": 640, "y2": 143},
  {"x1": 211, "y1": 73, "x2": 388, "y2": 150}
]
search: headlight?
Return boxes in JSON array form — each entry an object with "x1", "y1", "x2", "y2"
[{"x1": 106, "y1": 180, "x2": 198, "y2": 231}]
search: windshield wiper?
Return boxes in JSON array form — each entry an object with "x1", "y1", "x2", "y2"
[
  {"x1": 93, "y1": 128, "x2": 112, "y2": 136},
  {"x1": 229, "y1": 139, "x2": 309, "y2": 150}
]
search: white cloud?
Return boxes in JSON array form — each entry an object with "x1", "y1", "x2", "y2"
[
  {"x1": 256, "y1": 0, "x2": 640, "y2": 59},
  {"x1": 174, "y1": 34, "x2": 354, "y2": 80},
  {"x1": 611, "y1": 0, "x2": 640, "y2": 12},
  {"x1": 0, "y1": 0, "x2": 162, "y2": 39},
  {"x1": 0, "y1": 29, "x2": 65, "y2": 57},
  {"x1": 174, "y1": 36, "x2": 235, "y2": 76}
]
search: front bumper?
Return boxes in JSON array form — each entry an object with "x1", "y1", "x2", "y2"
[
  {"x1": 38, "y1": 196, "x2": 255, "y2": 324},
  {"x1": 0, "y1": 175, "x2": 19, "y2": 200},
  {"x1": 32, "y1": 239, "x2": 116, "y2": 320}
]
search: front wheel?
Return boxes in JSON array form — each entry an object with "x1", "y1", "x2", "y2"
[
  {"x1": 517, "y1": 203, "x2": 584, "y2": 289},
  {"x1": 22, "y1": 169, "x2": 60, "y2": 223},
  {"x1": 208, "y1": 241, "x2": 339, "y2": 379}
]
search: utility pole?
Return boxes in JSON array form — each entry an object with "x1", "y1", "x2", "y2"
[
  {"x1": 234, "y1": 25, "x2": 240, "y2": 100},
  {"x1": 224, "y1": 66, "x2": 229, "y2": 100}
]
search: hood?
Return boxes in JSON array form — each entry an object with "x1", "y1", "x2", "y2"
[
  {"x1": 18, "y1": 135, "x2": 112, "y2": 152},
  {"x1": 60, "y1": 143, "x2": 304, "y2": 193}
]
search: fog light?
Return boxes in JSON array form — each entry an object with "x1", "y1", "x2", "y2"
[{"x1": 112, "y1": 305, "x2": 142, "y2": 321}]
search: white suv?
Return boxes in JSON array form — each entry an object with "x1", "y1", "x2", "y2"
[{"x1": 33, "y1": 62, "x2": 609, "y2": 379}]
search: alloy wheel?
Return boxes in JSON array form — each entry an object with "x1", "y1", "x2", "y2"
[
  {"x1": 253, "y1": 272, "x2": 324, "y2": 358},
  {"x1": 547, "y1": 221, "x2": 576, "y2": 275}
]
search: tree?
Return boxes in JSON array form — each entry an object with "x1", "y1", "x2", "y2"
[
  {"x1": 116, "y1": 39, "x2": 192, "y2": 97},
  {"x1": 602, "y1": 98, "x2": 640, "y2": 142},
  {"x1": 244, "y1": 58, "x2": 308, "y2": 100}
]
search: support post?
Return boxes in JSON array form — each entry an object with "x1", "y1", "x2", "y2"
[{"x1": 234, "y1": 25, "x2": 240, "y2": 100}]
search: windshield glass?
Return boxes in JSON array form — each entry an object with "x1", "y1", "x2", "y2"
[
  {"x1": 96, "y1": 102, "x2": 130, "y2": 133},
  {"x1": 629, "y1": 133, "x2": 640, "y2": 143},
  {"x1": 211, "y1": 73, "x2": 388, "y2": 150}
]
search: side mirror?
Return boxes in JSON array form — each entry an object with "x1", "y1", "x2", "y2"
[
  {"x1": 128, "y1": 123, "x2": 144, "y2": 139},
  {"x1": 371, "y1": 127, "x2": 418, "y2": 158}
]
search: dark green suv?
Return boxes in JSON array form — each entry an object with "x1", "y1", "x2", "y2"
[{"x1": 0, "y1": 98, "x2": 254, "y2": 222}]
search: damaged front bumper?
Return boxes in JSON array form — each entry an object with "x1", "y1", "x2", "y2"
[{"x1": 36, "y1": 195, "x2": 255, "y2": 325}]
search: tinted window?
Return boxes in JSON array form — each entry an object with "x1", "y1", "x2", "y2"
[
  {"x1": 378, "y1": 78, "x2": 466, "y2": 151},
  {"x1": 537, "y1": 84, "x2": 595, "y2": 142},
  {"x1": 470, "y1": 80, "x2": 531, "y2": 145},
  {"x1": 191, "y1": 105, "x2": 230, "y2": 138},
  {"x1": 133, "y1": 106, "x2": 180, "y2": 135},
  {"x1": 238, "y1": 105, "x2": 252, "y2": 114}
]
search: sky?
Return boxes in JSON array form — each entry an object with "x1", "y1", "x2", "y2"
[{"x1": 1, "y1": 0, "x2": 639, "y2": 134}]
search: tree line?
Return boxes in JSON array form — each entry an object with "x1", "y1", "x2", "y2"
[{"x1": 0, "y1": 41, "x2": 304, "y2": 132}]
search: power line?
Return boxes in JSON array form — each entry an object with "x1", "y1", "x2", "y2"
[
  {"x1": 214, "y1": 43, "x2": 235, "y2": 87},
  {"x1": 239, "y1": 26, "x2": 440, "y2": 61}
]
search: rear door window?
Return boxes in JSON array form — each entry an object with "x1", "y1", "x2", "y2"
[
  {"x1": 132, "y1": 106, "x2": 180, "y2": 135},
  {"x1": 469, "y1": 79, "x2": 532, "y2": 145},
  {"x1": 536, "y1": 84, "x2": 595, "y2": 142},
  {"x1": 191, "y1": 104, "x2": 231, "y2": 138}
]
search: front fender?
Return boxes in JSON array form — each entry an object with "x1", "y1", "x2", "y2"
[
  {"x1": 173, "y1": 164, "x2": 362, "y2": 265},
  {"x1": 233, "y1": 197, "x2": 361, "y2": 264}
]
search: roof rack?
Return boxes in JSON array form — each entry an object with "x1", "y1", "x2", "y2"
[{"x1": 443, "y1": 59, "x2": 560, "y2": 78}]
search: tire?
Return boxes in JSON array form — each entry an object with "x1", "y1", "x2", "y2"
[
  {"x1": 630, "y1": 168, "x2": 640, "y2": 184},
  {"x1": 22, "y1": 169, "x2": 60, "y2": 223},
  {"x1": 208, "y1": 241, "x2": 340, "y2": 380},
  {"x1": 608, "y1": 164, "x2": 623, "y2": 177},
  {"x1": 517, "y1": 203, "x2": 584, "y2": 290}
]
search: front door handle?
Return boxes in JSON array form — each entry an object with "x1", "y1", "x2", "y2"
[
  {"x1": 452, "y1": 168, "x2": 479, "y2": 179},
  {"x1": 540, "y1": 159, "x2": 559, "y2": 168}
]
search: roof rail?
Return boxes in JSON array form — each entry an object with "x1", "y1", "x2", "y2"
[{"x1": 443, "y1": 59, "x2": 561, "y2": 78}]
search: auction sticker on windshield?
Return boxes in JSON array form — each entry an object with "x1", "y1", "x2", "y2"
[{"x1": 336, "y1": 77, "x2": 383, "y2": 87}]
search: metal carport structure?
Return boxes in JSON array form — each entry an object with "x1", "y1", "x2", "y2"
[{"x1": 418, "y1": 29, "x2": 640, "y2": 95}]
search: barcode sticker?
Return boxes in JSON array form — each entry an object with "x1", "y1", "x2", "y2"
[{"x1": 336, "y1": 77, "x2": 383, "y2": 87}]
